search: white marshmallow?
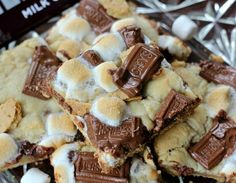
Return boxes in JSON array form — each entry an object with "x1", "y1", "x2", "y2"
[
  {"x1": 21, "y1": 168, "x2": 50, "y2": 183},
  {"x1": 90, "y1": 96, "x2": 127, "y2": 126},
  {"x1": 91, "y1": 33, "x2": 126, "y2": 61},
  {"x1": 0, "y1": 133, "x2": 18, "y2": 166},
  {"x1": 46, "y1": 113, "x2": 76, "y2": 136},
  {"x1": 157, "y1": 35, "x2": 191, "y2": 59},
  {"x1": 93, "y1": 62, "x2": 118, "y2": 92},
  {"x1": 59, "y1": 17, "x2": 91, "y2": 42},
  {"x1": 111, "y1": 17, "x2": 136, "y2": 32},
  {"x1": 39, "y1": 135, "x2": 74, "y2": 149},
  {"x1": 51, "y1": 143, "x2": 78, "y2": 183},
  {"x1": 172, "y1": 15, "x2": 198, "y2": 40}
]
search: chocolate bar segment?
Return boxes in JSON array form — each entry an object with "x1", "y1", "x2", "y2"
[
  {"x1": 189, "y1": 110, "x2": 236, "y2": 169},
  {"x1": 85, "y1": 114, "x2": 148, "y2": 157},
  {"x1": 112, "y1": 43, "x2": 163, "y2": 97},
  {"x1": 119, "y1": 25, "x2": 144, "y2": 48},
  {"x1": 199, "y1": 60, "x2": 236, "y2": 89},
  {"x1": 23, "y1": 46, "x2": 62, "y2": 100},
  {"x1": 77, "y1": 0, "x2": 114, "y2": 34},
  {"x1": 155, "y1": 90, "x2": 200, "y2": 132},
  {"x1": 81, "y1": 50, "x2": 103, "y2": 66},
  {"x1": 74, "y1": 152, "x2": 130, "y2": 183}
]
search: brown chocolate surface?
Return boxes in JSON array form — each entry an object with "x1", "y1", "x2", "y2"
[
  {"x1": 10, "y1": 141, "x2": 54, "y2": 165},
  {"x1": 85, "y1": 114, "x2": 148, "y2": 157},
  {"x1": 112, "y1": 43, "x2": 163, "y2": 97},
  {"x1": 22, "y1": 46, "x2": 62, "y2": 100},
  {"x1": 81, "y1": 50, "x2": 103, "y2": 66},
  {"x1": 77, "y1": 0, "x2": 114, "y2": 34},
  {"x1": 199, "y1": 60, "x2": 236, "y2": 89},
  {"x1": 189, "y1": 110, "x2": 236, "y2": 169},
  {"x1": 74, "y1": 152, "x2": 130, "y2": 183},
  {"x1": 155, "y1": 90, "x2": 199, "y2": 132},
  {"x1": 119, "y1": 25, "x2": 144, "y2": 48}
]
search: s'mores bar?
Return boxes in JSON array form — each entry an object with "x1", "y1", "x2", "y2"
[
  {"x1": 154, "y1": 61, "x2": 236, "y2": 182},
  {"x1": 51, "y1": 142, "x2": 161, "y2": 183},
  {"x1": 48, "y1": 0, "x2": 200, "y2": 172},
  {"x1": 0, "y1": 38, "x2": 77, "y2": 171}
]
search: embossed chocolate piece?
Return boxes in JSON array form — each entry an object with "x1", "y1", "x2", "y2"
[
  {"x1": 85, "y1": 114, "x2": 148, "y2": 157},
  {"x1": 82, "y1": 50, "x2": 103, "y2": 66},
  {"x1": 155, "y1": 90, "x2": 200, "y2": 132},
  {"x1": 75, "y1": 152, "x2": 130, "y2": 183},
  {"x1": 23, "y1": 46, "x2": 62, "y2": 100},
  {"x1": 189, "y1": 110, "x2": 236, "y2": 169},
  {"x1": 199, "y1": 60, "x2": 236, "y2": 89},
  {"x1": 112, "y1": 43, "x2": 163, "y2": 97},
  {"x1": 119, "y1": 25, "x2": 144, "y2": 48},
  {"x1": 77, "y1": 0, "x2": 114, "y2": 34}
]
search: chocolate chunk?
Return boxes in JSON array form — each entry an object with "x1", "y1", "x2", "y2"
[
  {"x1": 189, "y1": 110, "x2": 236, "y2": 169},
  {"x1": 85, "y1": 114, "x2": 148, "y2": 157},
  {"x1": 112, "y1": 43, "x2": 163, "y2": 97},
  {"x1": 18, "y1": 141, "x2": 54, "y2": 158},
  {"x1": 10, "y1": 141, "x2": 55, "y2": 164},
  {"x1": 23, "y1": 46, "x2": 62, "y2": 100},
  {"x1": 155, "y1": 90, "x2": 200, "y2": 132},
  {"x1": 119, "y1": 25, "x2": 144, "y2": 48},
  {"x1": 74, "y1": 152, "x2": 130, "y2": 183},
  {"x1": 81, "y1": 50, "x2": 103, "y2": 66},
  {"x1": 199, "y1": 60, "x2": 236, "y2": 89},
  {"x1": 77, "y1": 0, "x2": 114, "y2": 34}
]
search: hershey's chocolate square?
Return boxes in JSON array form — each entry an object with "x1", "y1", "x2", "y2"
[
  {"x1": 112, "y1": 43, "x2": 163, "y2": 97},
  {"x1": 75, "y1": 152, "x2": 129, "y2": 183},
  {"x1": 22, "y1": 45, "x2": 61, "y2": 100},
  {"x1": 77, "y1": 0, "x2": 114, "y2": 34},
  {"x1": 119, "y1": 25, "x2": 144, "y2": 48},
  {"x1": 155, "y1": 89, "x2": 199, "y2": 132},
  {"x1": 199, "y1": 60, "x2": 236, "y2": 89},
  {"x1": 85, "y1": 114, "x2": 148, "y2": 156}
]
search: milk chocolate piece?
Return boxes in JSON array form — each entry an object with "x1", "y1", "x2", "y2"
[
  {"x1": 112, "y1": 43, "x2": 163, "y2": 97},
  {"x1": 155, "y1": 90, "x2": 199, "y2": 132},
  {"x1": 11, "y1": 141, "x2": 54, "y2": 164},
  {"x1": 119, "y1": 25, "x2": 144, "y2": 48},
  {"x1": 189, "y1": 110, "x2": 236, "y2": 169},
  {"x1": 199, "y1": 60, "x2": 236, "y2": 89},
  {"x1": 77, "y1": 0, "x2": 114, "y2": 34},
  {"x1": 23, "y1": 46, "x2": 62, "y2": 100},
  {"x1": 85, "y1": 114, "x2": 148, "y2": 157},
  {"x1": 82, "y1": 50, "x2": 103, "y2": 66},
  {"x1": 75, "y1": 152, "x2": 130, "y2": 183}
]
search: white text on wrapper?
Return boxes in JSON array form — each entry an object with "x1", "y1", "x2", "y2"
[{"x1": 21, "y1": 0, "x2": 59, "y2": 19}]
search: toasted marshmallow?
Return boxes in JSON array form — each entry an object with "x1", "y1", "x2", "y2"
[
  {"x1": 90, "y1": 96, "x2": 127, "y2": 126},
  {"x1": 111, "y1": 17, "x2": 136, "y2": 32},
  {"x1": 93, "y1": 62, "x2": 118, "y2": 92},
  {"x1": 56, "y1": 39, "x2": 81, "y2": 62},
  {"x1": 57, "y1": 58, "x2": 92, "y2": 88},
  {"x1": 21, "y1": 168, "x2": 50, "y2": 183},
  {"x1": 51, "y1": 143, "x2": 78, "y2": 183},
  {"x1": 59, "y1": 17, "x2": 91, "y2": 42},
  {"x1": 39, "y1": 135, "x2": 74, "y2": 149},
  {"x1": 91, "y1": 33, "x2": 126, "y2": 61},
  {"x1": 157, "y1": 35, "x2": 191, "y2": 60},
  {"x1": 46, "y1": 113, "x2": 76, "y2": 136},
  {"x1": 205, "y1": 85, "x2": 230, "y2": 117},
  {"x1": 172, "y1": 15, "x2": 198, "y2": 40},
  {"x1": 0, "y1": 133, "x2": 18, "y2": 166},
  {"x1": 130, "y1": 158, "x2": 159, "y2": 183}
]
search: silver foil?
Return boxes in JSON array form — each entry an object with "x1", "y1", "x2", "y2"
[{"x1": 136, "y1": 0, "x2": 236, "y2": 66}]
